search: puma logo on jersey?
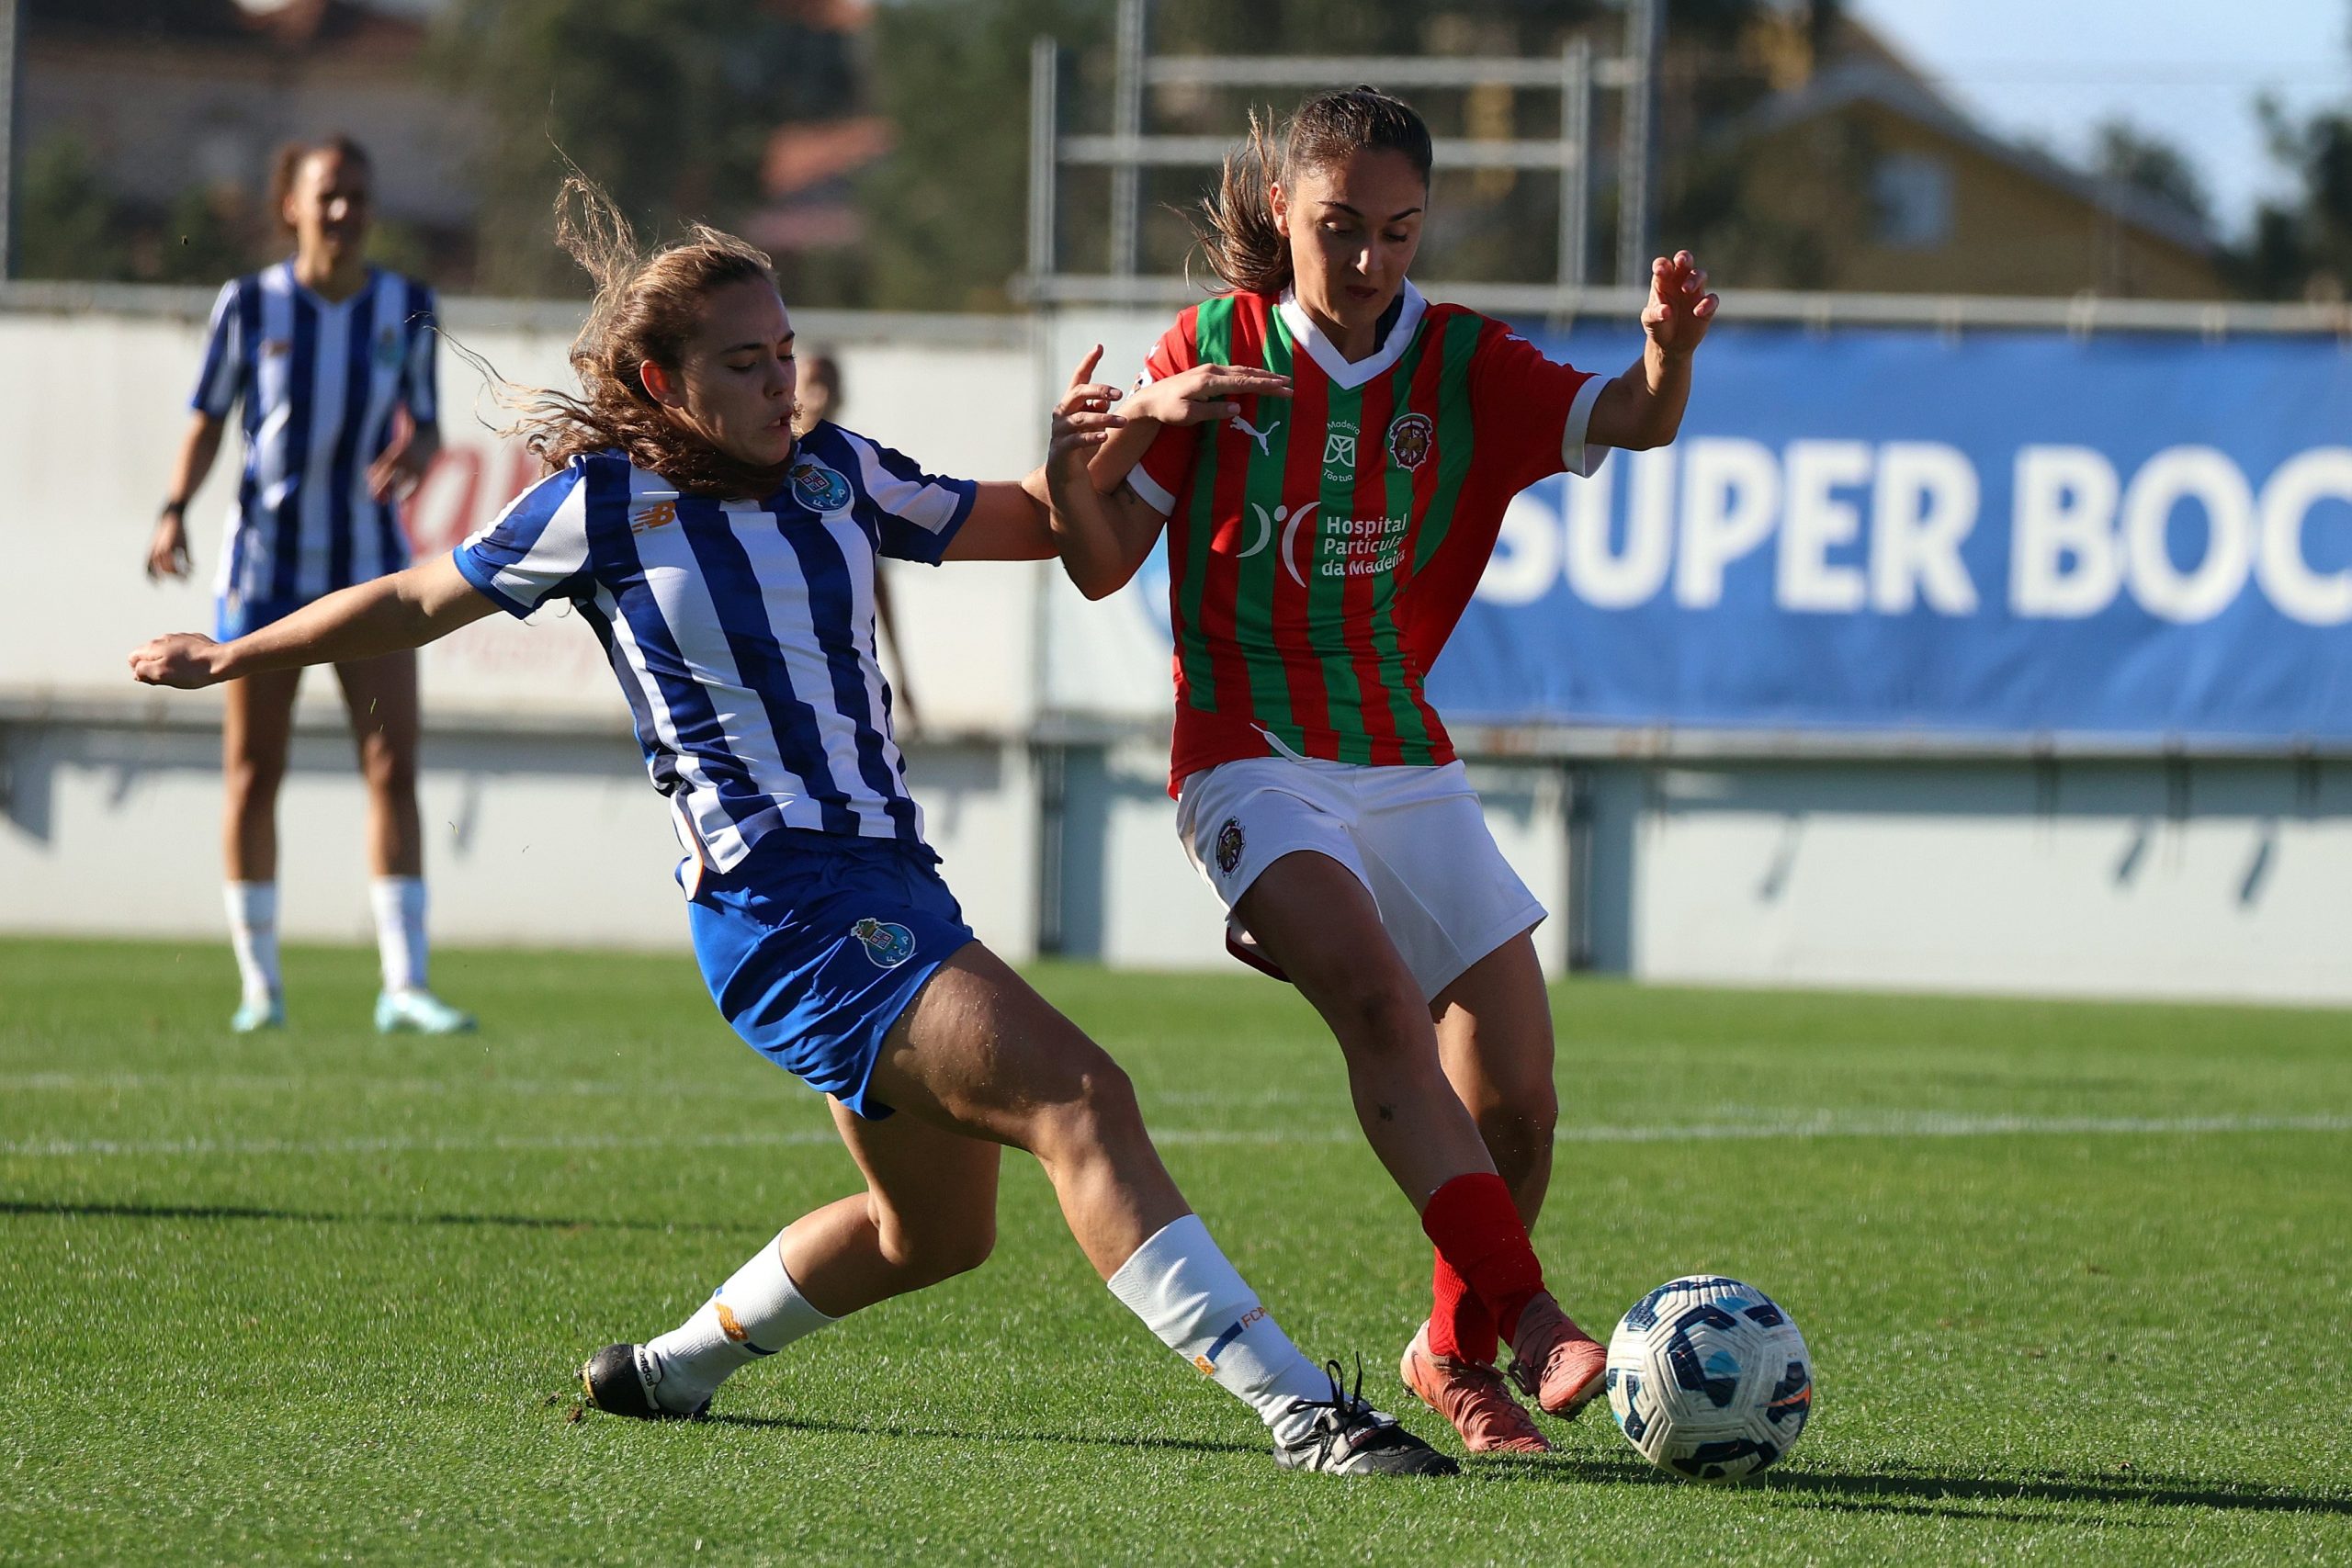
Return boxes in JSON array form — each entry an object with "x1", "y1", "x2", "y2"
[{"x1": 1230, "y1": 413, "x2": 1280, "y2": 457}]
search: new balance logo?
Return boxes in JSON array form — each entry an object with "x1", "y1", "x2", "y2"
[{"x1": 630, "y1": 501, "x2": 678, "y2": 535}]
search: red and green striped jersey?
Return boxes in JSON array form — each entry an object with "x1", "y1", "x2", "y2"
[{"x1": 1129, "y1": 282, "x2": 1605, "y2": 791}]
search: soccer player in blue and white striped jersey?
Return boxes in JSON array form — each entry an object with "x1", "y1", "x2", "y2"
[
  {"x1": 146, "y1": 135, "x2": 470, "y2": 1036},
  {"x1": 127, "y1": 178, "x2": 1450, "y2": 1476}
]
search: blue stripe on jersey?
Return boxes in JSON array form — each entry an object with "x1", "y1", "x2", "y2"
[
  {"x1": 269, "y1": 288, "x2": 320, "y2": 603},
  {"x1": 198, "y1": 265, "x2": 434, "y2": 608},
  {"x1": 325, "y1": 285, "x2": 375, "y2": 591},
  {"x1": 678, "y1": 496, "x2": 865, "y2": 838},
  {"x1": 454, "y1": 447, "x2": 970, "y2": 871},
  {"x1": 582, "y1": 468, "x2": 771, "y2": 832},
  {"x1": 779, "y1": 513, "x2": 922, "y2": 844},
  {"x1": 224, "y1": 277, "x2": 264, "y2": 604}
]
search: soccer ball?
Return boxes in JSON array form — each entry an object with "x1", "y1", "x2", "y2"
[{"x1": 1604, "y1": 1275, "x2": 1814, "y2": 1483}]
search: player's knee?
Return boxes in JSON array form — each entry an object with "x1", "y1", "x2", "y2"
[
  {"x1": 879, "y1": 1214, "x2": 996, "y2": 1286},
  {"x1": 223, "y1": 754, "x2": 284, "y2": 813},
  {"x1": 1316, "y1": 962, "x2": 1433, "y2": 1064},
  {"x1": 1035, "y1": 1048, "x2": 1146, "y2": 1157},
  {"x1": 358, "y1": 739, "x2": 415, "y2": 797}
]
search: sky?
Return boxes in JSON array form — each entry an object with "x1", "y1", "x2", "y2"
[{"x1": 1849, "y1": 0, "x2": 2352, "y2": 237}]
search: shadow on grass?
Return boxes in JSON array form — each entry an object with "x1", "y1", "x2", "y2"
[
  {"x1": 0, "y1": 1197, "x2": 745, "y2": 1235},
  {"x1": 1528, "y1": 1450, "x2": 2352, "y2": 1520},
  {"x1": 702, "y1": 1409, "x2": 1264, "y2": 1461}
]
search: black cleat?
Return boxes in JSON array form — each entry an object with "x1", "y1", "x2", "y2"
[
  {"x1": 579, "y1": 1343, "x2": 709, "y2": 1422},
  {"x1": 1275, "y1": 1359, "x2": 1459, "y2": 1477}
]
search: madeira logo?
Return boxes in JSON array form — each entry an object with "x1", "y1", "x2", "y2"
[
  {"x1": 1322, "y1": 431, "x2": 1358, "y2": 469},
  {"x1": 790, "y1": 458, "x2": 854, "y2": 515},
  {"x1": 630, "y1": 500, "x2": 679, "y2": 535},
  {"x1": 1215, "y1": 817, "x2": 1246, "y2": 876},
  {"x1": 1385, "y1": 412, "x2": 1434, "y2": 471},
  {"x1": 852, "y1": 916, "x2": 916, "y2": 968}
]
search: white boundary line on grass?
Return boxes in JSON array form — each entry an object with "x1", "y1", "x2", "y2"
[{"x1": 3, "y1": 1111, "x2": 2346, "y2": 1160}]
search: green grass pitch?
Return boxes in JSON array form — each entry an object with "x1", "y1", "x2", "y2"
[{"x1": 4, "y1": 937, "x2": 2348, "y2": 1564}]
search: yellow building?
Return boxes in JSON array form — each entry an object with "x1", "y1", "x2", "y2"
[{"x1": 1711, "y1": 62, "x2": 2225, "y2": 300}]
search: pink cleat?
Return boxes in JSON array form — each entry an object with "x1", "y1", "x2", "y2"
[
  {"x1": 1399, "y1": 1321, "x2": 1550, "y2": 1454},
  {"x1": 1507, "y1": 1292, "x2": 1609, "y2": 1419}
]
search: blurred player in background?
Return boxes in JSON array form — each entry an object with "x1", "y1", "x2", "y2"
[
  {"x1": 1046, "y1": 87, "x2": 1717, "y2": 1456},
  {"x1": 143, "y1": 134, "x2": 472, "y2": 1036},
  {"x1": 794, "y1": 351, "x2": 920, "y2": 734},
  {"x1": 129, "y1": 177, "x2": 1450, "y2": 1477}
]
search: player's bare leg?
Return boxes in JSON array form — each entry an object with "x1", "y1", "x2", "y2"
[
  {"x1": 589, "y1": 942, "x2": 1453, "y2": 1473},
  {"x1": 220, "y1": 667, "x2": 300, "y2": 1028},
  {"x1": 1429, "y1": 931, "x2": 1603, "y2": 1422},
  {"x1": 1238, "y1": 854, "x2": 1575, "y2": 1450},
  {"x1": 338, "y1": 650, "x2": 469, "y2": 1032},
  {"x1": 1232, "y1": 852, "x2": 1497, "y2": 1202},
  {"x1": 222, "y1": 665, "x2": 300, "y2": 884}
]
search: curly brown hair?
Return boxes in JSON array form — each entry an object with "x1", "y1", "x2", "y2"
[
  {"x1": 1190, "y1": 87, "x2": 1433, "y2": 297},
  {"x1": 503, "y1": 175, "x2": 793, "y2": 500}
]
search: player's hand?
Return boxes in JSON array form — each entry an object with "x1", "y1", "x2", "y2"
[
  {"x1": 1643, "y1": 251, "x2": 1718, "y2": 358},
  {"x1": 128, "y1": 632, "x2": 230, "y2": 689},
  {"x1": 1048, "y1": 345, "x2": 1128, "y2": 476},
  {"x1": 367, "y1": 440, "x2": 432, "y2": 503},
  {"x1": 1122, "y1": 363, "x2": 1293, "y2": 426},
  {"x1": 145, "y1": 513, "x2": 192, "y2": 581}
]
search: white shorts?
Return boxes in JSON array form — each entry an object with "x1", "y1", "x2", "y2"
[{"x1": 1175, "y1": 752, "x2": 1546, "y2": 1001}]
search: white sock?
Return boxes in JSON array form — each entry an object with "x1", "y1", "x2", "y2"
[
  {"x1": 643, "y1": 1230, "x2": 839, "y2": 1414},
  {"x1": 1105, "y1": 1213, "x2": 1333, "y2": 1446},
  {"x1": 369, "y1": 876, "x2": 428, "y2": 994},
  {"x1": 224, "y1": 882, "x2": 280, "y2": 1002}
]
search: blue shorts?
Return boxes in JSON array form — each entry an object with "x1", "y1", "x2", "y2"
[
  {"x1": 215, "y1": 592, "x2": 310, "y2": 642},
  {"x1": 685, "y1": 830, "x2": 976, "y2": 1120}
]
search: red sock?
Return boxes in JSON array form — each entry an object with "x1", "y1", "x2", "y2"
[
  {"x1": 1428, "y1": 1248, "x2": 1499, "y2": 1365},
  {"x1": 1420, "y1": 1172, "x2": 1546, "y2": 1347}
]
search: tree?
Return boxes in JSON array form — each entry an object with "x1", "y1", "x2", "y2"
[
  {"x1": 430, "y1": 0, "x2": 801, "y2": 298},
  {"x1": 15, "y1": 134, "x2": 127, "y2": 281},
  {"x1": 2094, "y1": 120, "x2": 2211, "y2": 226},
  {"x1": 2234, "y1": 93, "x2": 2352, "y2": 299}
]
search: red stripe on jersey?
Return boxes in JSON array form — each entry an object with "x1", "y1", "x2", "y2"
[
  {"x1": 1341, "y1": 363, "x2": 1407, "y2": 764},
  {"x1": 1270, "y1": 312, "x2": 1333, "y2": 746}
]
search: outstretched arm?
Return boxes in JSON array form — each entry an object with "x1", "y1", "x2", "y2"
[
  {"x1": 129, "y1": 553, "x2": 498, "y2": 689},
  {"x1": 1589, "y1": 250, "x2": 1718, "y2": 452},
  {"x1": 146, "y1": 412, "x2": 226, "y2": 580}
]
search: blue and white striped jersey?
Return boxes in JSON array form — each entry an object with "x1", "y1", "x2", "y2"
[
  {"x1": 452, "y1": 429, "x2": 978, "y2": 871},
  {"x1": 191, "y1": 262, "x2": 439, "y2": 610}
]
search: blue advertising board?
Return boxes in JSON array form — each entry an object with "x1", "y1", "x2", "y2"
[{"x1": 1423, "y1": 324, "x2": 2352, "y2": 744}]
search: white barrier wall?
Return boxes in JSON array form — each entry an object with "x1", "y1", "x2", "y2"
[{"x1": 3, "y1": 290, "x2": 2346, "y2": 1006}]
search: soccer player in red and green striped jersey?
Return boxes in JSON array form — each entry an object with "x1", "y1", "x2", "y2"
[{"x1": 1046, "y1": 87, "x2": 1717, "y2": 1458}]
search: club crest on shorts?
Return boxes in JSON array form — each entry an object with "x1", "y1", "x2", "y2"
[
  {"x1": 1215, "y1": 817, "x2": 1246, "y2": 876},
  {"x1": 790, "y1": 457, "x2": 854, "y2": 515},
  {"x1": 1385, "y1": 412, "x2": 1435, "y2": 471},
  {"x1": 852, "y1": 917, "x2": 916, "y2": 968}
]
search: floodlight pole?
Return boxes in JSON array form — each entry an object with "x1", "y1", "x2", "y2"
[
  {"x1": 1109, "y1": 0, "x2": 1148, "y2": 278},
  {"x1": 0, "y1": 0, "x2": 22, "y2": 280},
  {"x1": 1026, "y1": 37, "x2": 1059, "y2": 283},
  {"x1": 1616, "y1": 0, "x2": 1661, "y2": 287},
  {"x1": 1559, "y1": 37, "x2": 1593, "y2": 293}
]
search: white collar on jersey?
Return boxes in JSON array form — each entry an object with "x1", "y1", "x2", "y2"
[{"x1": 1276, "y1": 279, "x2": 1428, "y2": 390}]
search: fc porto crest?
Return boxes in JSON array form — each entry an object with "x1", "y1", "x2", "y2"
[
  {"x1": 851, "y1": 916, "x2": 916, "y2": 968},
  {"x1": 790, "y1": 457, "x2": 854, "y2": 515},
  {"x1": 374, "y1": 327, "x2": 404, "y2": 369},
  {"x1": 1214, "y1": 817, "x2": 1246, "y2": 876},
  {"x1": 1385, "y1": 412, "x2": 1435, "y2": 471}
]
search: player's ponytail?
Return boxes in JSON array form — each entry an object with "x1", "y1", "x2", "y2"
[
  {"x1": 498, "y1": 167, "x2": 791, "y2": 498},
  {"x1": 1190, "y1": 87, "x2": 1433, "y2": 297}
]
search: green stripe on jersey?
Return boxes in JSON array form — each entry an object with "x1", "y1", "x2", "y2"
[
  {"x1": 1229, "y1": 308, "x2": 1302, "y2": 750},
  {"x1": 1309, "y1": 376, "x2": 1368, "y2": 761},
  {"x1": 1411, "y1": 310, "x2": 1485, "y2": 576},
  {"x1": 1363, "y1": 316, "x2": 1459, "y2": 754},
  {"x1": 1174, "y1": 296, "x2": 1235, "y2": 711}
]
